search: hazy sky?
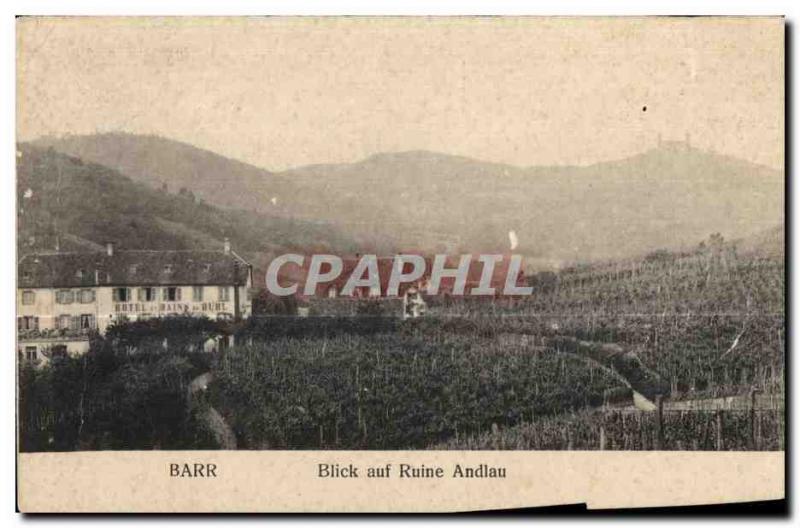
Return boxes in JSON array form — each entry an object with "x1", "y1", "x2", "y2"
[{"x1": 17, "y1": 17, "x2": 783, "y2": 171}]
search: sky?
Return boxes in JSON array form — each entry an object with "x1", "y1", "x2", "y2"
[{"x1": 17, "y1": 16, "x2": 784, "y2": 171}]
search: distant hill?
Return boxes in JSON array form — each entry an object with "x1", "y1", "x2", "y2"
[
  {"x1": 736, "y1": 224, "x2": 785, "y2": 257},
  {"x1": 16, "y1": 144, "x2": 357, "y2": 264},
  {"x1": 36, "y1": 133, "x2": 784, "y2": 263},
  {"x1": 33, "y1": 133, "x2": 306, "y2": 214}
]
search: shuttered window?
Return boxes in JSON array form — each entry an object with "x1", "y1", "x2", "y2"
[
  {"x1": 56, "y1": 290, "x2": 74, "y2": 304},
  {"x1": 18, "y1": 316, "x2": 39, "y2": 331},
  {"x1": 219, "y1": 286, "x2": 230, "y2": 302},
  {"x1": 25, "y1": 347, "x2": 37, "y2": 362},
  {"x1": 56, "y1": 314, "x2": 73, "y2": 330},
  {"x1": 79, "y1": 289, "x2": 95, "y2": 303},
  {"x1": 80, "y1": 314, "x2": 96, "y2": 330},
  {"x1": 113, "y1": 288, "x2": 132, "y2": 302},
  {"x1": 138, "y1": 287, "x2": 156, "y2": 301},
  {"x1": 163, "y1": 287, "x2": 181, "y2": 301}
]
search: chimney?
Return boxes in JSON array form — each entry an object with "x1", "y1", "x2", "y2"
[
  {"x1": 223, "y1": 237, "x2": 231, "y2": 255},
  {"x1": 106, "y1": 241, "x2": 115, "y2": 257}
]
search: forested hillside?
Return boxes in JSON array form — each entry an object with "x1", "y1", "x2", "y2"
[{"x1": 17, "y1": 144, "x2": 357, "y2": 258}]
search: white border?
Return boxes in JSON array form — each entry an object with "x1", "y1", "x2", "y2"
[{"x1": 1, "y1": 1, "x2": 795, "y2": 525}]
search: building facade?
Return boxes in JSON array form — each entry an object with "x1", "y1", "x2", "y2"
[
  {"x1": 300, "y1": 256, "x2": 429, "y2": 318},
  {"x1": 17, "y1": 242, "x2": 252, "y2": 363}
]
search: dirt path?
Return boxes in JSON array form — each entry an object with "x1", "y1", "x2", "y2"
[
  {"x1": 502, "y1": 333, "x2": 670, "y2": 408},
  {"x1": 188, "y1": 372, "x2": 237, "y2": 449},
  {"x1": 543, "y1": 335, "x2": 670, "y2": 402}
]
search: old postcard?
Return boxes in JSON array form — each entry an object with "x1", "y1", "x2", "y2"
[{"x1": 15, "y1": 16, "x2": 785, "y2": 513}]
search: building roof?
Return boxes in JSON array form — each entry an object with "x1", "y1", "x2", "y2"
[{"x1": 18, "y1": 250, "x2": 250, "y2": 288}]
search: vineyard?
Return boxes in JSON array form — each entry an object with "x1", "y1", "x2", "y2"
[
  {"x1": 18, "y1": 236, "x2": 785, "y2": 451},
  {"x1": 428, "y1": 242, "x2": 785, "y2": 402},
  {"x1": 210, "y1": 332, "x2": 626, "y2": 449},
  {"x1": 436, "y1": 407, "x2": 784, "y2": 451},
  {"x1": 209, "y1": 239, "x2": 784, "y2": 450}
]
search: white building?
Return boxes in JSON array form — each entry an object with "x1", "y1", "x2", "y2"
[{"x1": 17, "y1": 241, "x2": 252, "y2": 363}]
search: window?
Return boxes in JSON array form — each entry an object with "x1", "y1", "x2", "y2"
[
  {"x1": 18, "y1": 316, "x2": 38, "y2": 331},
  {"x1": 79, "y1": 289, "x2": 95, "y2": 303},
  {"x1": 75, "y1": 269, "x2": 86, "y2": 280},
  {"x1": 56, "y1": 314, "x2": 75, "y2": 330},
  {"x1": 327, "y1": 286, "x2": 338, "y2": 298},
  {"x1": 193, "y1": 286, "x2": 204, "y2": 302},
  {"x1": 25, "y1": 346, "x2": 37, "y2": 362},
  {"x1": 216, "y1": 312, "x2": 233, "y2": 321},
  {"x1": 22, "y1": 290, "x2": 35, "y2": 305},
  {"x1": 138, "y1": 287, "x2": 156, "y2": 302},
  {"x1": 51, "y1": 345, "x2": 68, "y2": 359},
  {"x1": 163, "y1": 287, "x2": 181, "y2": 302},
  {"x1": 113, "y1": 288, "x2": 131, "y2": 302},
  {"x1": 218, "y1": 286, "x2": 230, "y2": 302},
  {"x1": 56, "y1": 290, "x2": 74, "y2": 304},
  {"x1": 80, "y1": 314, "x2": 95, "y2": 330}
]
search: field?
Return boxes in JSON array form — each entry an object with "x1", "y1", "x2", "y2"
[
  {"x1": 210, "y1": 331, "x2": 625, "y2": 449},
  {"x1": 430, "y1": 245, "x2": 785, "y2": 400},
  {"x1": 436, "y1": 407, "x2": 784, "y2": 450},
  {"x1": 200, "y1": 240, "x2": 784, "y2": 450},
  {"x1": 18, "y1": 239, "x2": 785, "y2": 451}
]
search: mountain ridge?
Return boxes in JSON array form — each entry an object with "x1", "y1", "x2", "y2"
[{"x1": 30, "y1": 132, "x2": 784, "y2": 263}]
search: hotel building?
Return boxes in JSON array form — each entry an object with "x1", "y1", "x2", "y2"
[{"x1": 17, "y1": 241, "x2": 252, "y2": 362}]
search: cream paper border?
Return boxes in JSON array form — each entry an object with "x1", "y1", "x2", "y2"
[
  {"x1": 15, "y1": 15, "x2": 786, "y2": 513},
  {"x1": 18, "y1": 451, "x2": 784, "y2": 512}
]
